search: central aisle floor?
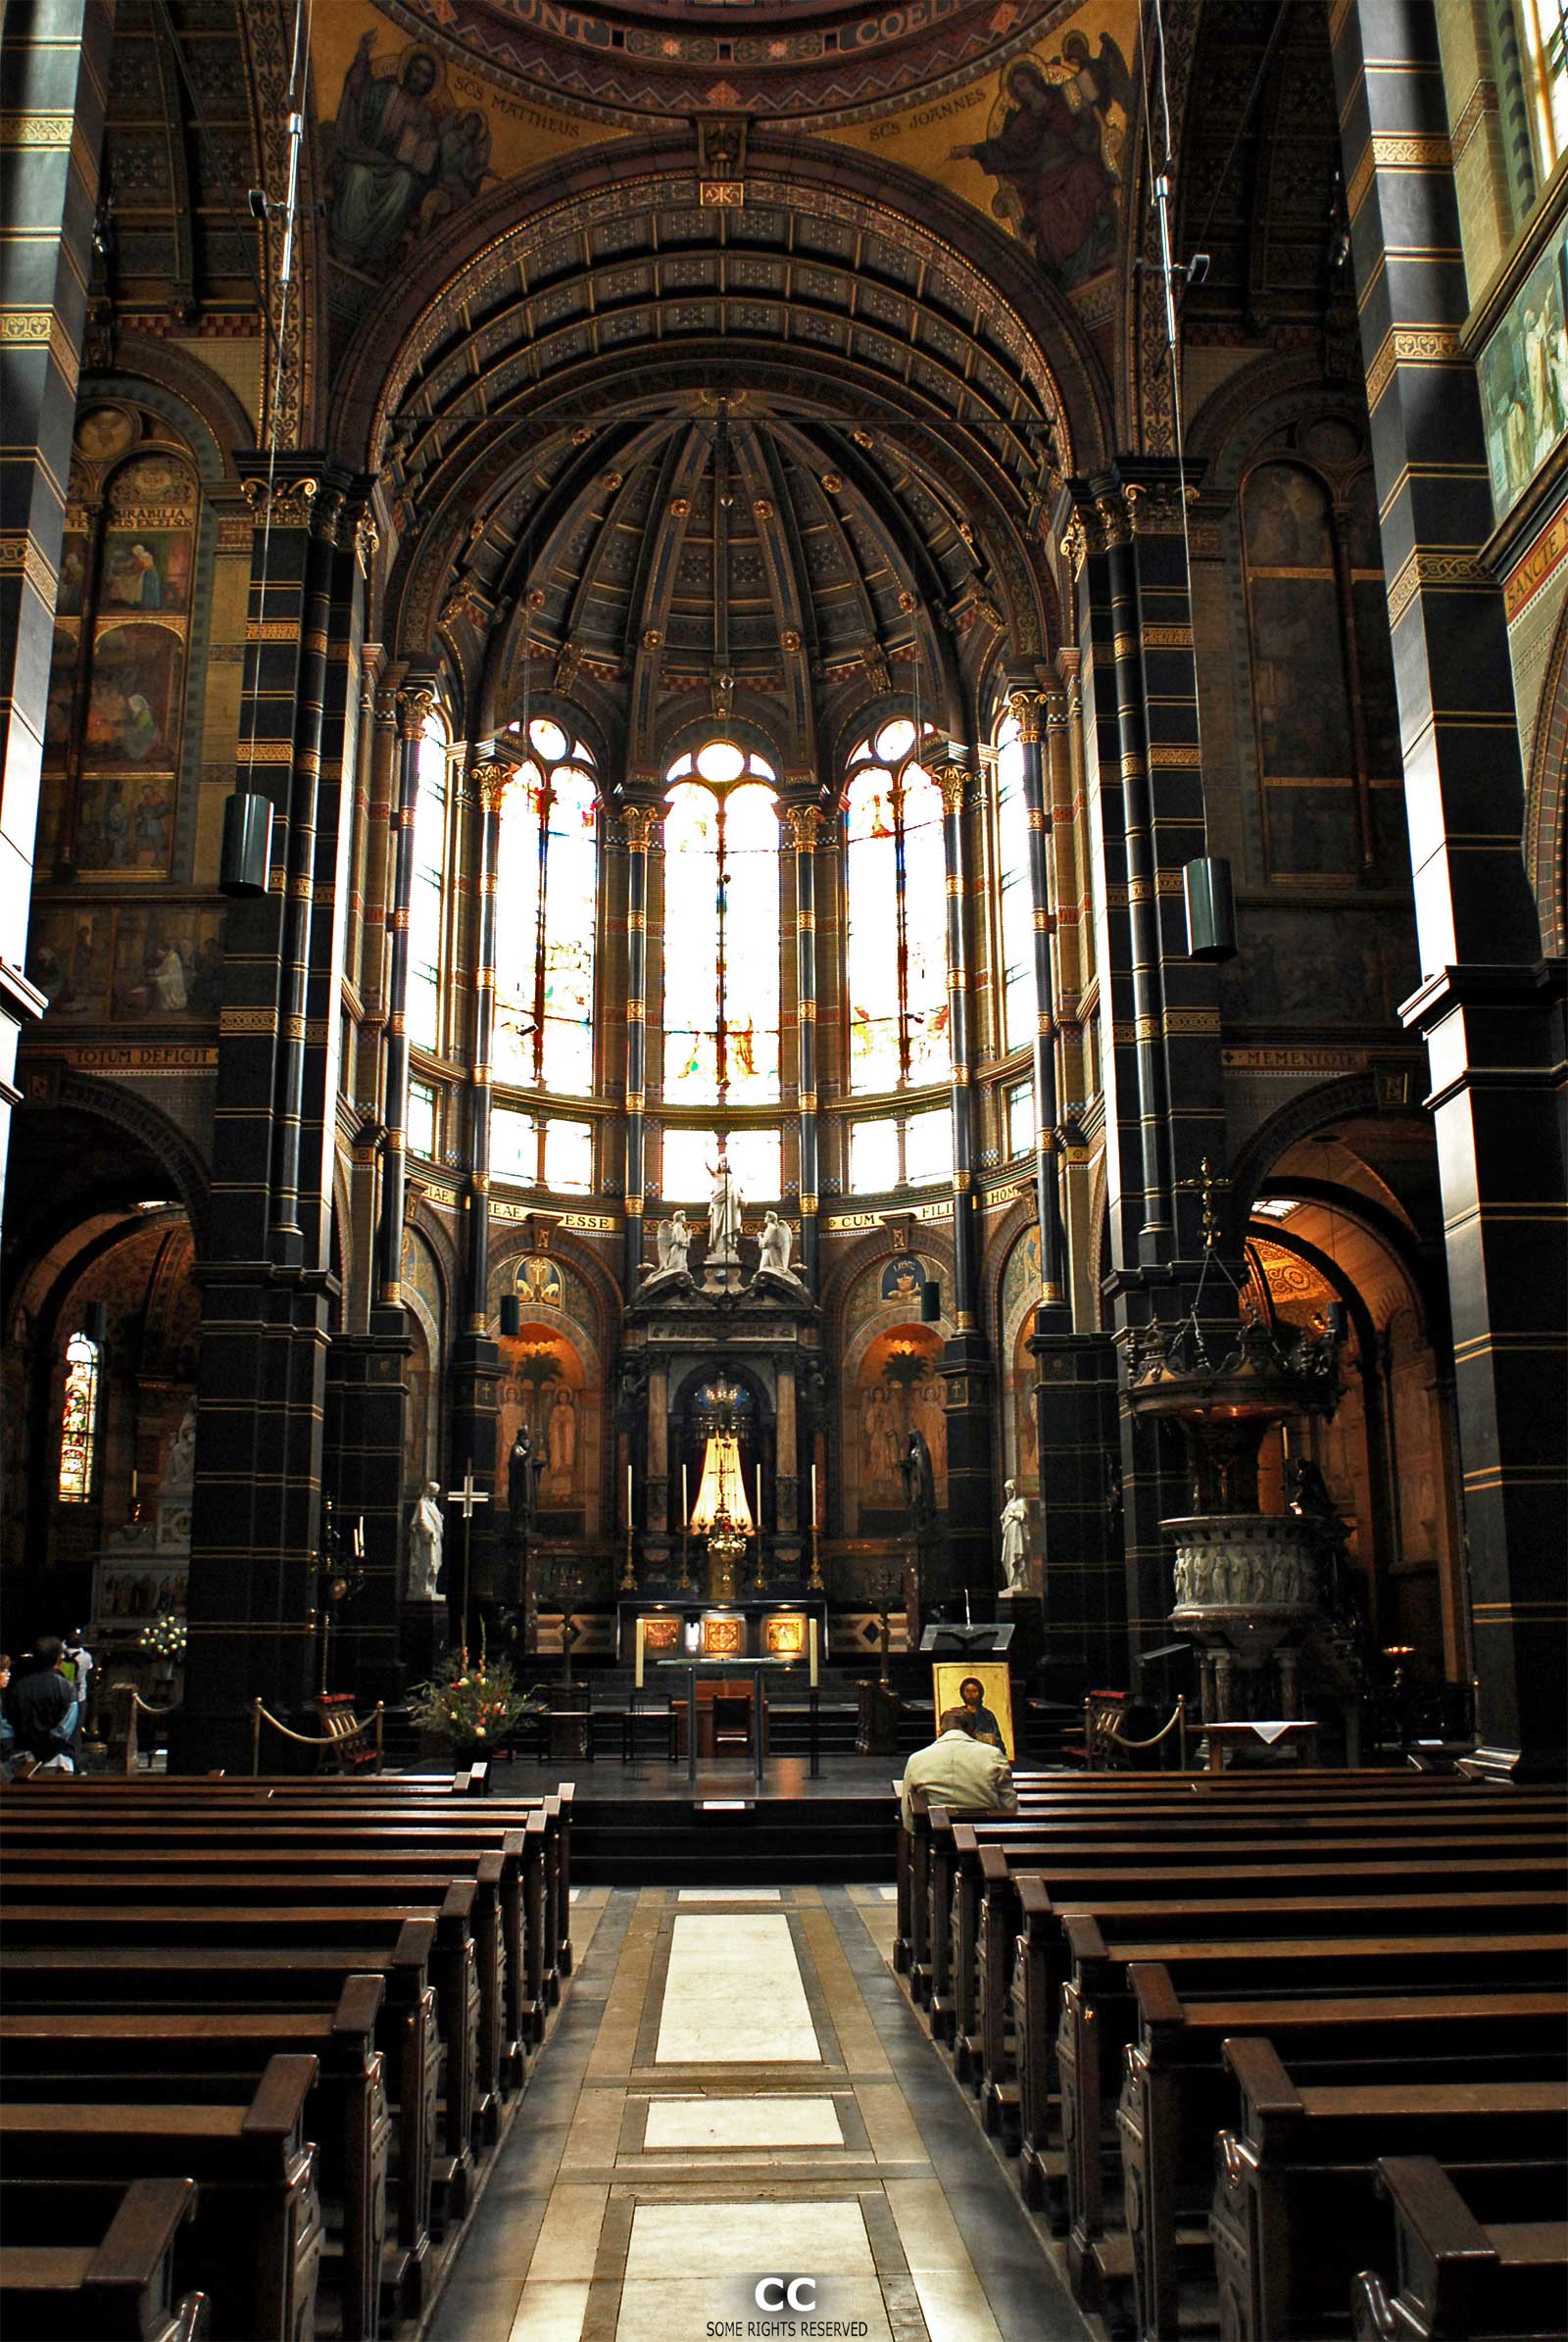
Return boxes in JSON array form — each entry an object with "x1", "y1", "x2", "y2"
[{"x1": 429, "y1": 1881, "x2": 1094, "y2": 2342}]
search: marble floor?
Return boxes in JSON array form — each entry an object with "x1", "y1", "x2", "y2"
[{"x1": 427, "y1": 1882, "x2": 1094, "y2": 2342}]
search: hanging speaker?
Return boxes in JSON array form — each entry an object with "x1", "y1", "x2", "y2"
[
  {"x1": 1183, "y1": 854, "x2": 1238, "y2": 963},
  {"x1": 920, "y1": 1278, "x2": 942, "y2": 1324},
  {"x1": 85, "y1": 1300, "x2": 110, "y2": 1345},
  {"x1": 1325, "y1": 1299, "x2": 1348, "y2": 1345},
  {"x1": 220, "y1": 791, "x2": 273, "y2": 898},
  {"x1": 499, "y1": 1293, "x2": 521, "y2": 1339}
]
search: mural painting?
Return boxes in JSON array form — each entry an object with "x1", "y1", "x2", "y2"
[
  {"x1": 515, "y1": 1253, "x2": 564, "y2": 1310},
  {"x1": 111, "y1": 908, "x2": 224, "y2": 1020},
  {"x1": 879, "y1": 1253, "x2": 930, "y2": 1306},
  {"x1": 24, "y1": 907, "x2": 114, "y2": 1021},
  {"x1": 1479, "y1": 226, "x2": 1568, "y2": 514},
  {"x1": 497, "y1": 1324, "x2": 593, "y2": 1526},
  {"x1": 322, "y1": 30, "x2": 494, "y2": 271},
  {"x1": 82, "y1": 624, "x2": 182, "y2": 772},
  {"x1": 852, "y1": 1322, "x2": 948, "y2": 1530}
]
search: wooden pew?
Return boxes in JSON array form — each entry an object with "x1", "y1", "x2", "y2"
[
  {"x1": 0, "y1": 1930, "x2": 439, "y2": 2301},
  {"x1": 0, "y1": 2174, "x2": 207, "y2": 2342},
  {"x1": 1054, "y1": 1927, "x2": 1568, "y2": 2306},
  {"x1": 1116, "y1": 1977, "x2": 1568, "y2": 2342},
  {"x1": 0, "y1": 1897, "x2": 480, "y2": 2206},
  {"x1": 0, "y1": 2056, "x2": 324, "y2": 2342},
  {"x1": 0, "y1": 1859, "x2": 512, "y2": 2135},
  {"x1": 2, "y1": 1802, "x2": 566, "y2": 2039},
  {"x1": 0, "y1": 1982, "x2": 388, "y2": 2342},
  {"x1": 1209, "y1": 2038, "x2": 1568, "y2": 2342},
  {"x1": 1351, "y1": 2156, "x2": 1568, "y2": 2342}
]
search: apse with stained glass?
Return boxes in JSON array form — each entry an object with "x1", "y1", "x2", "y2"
[
  {"x1": 495, "y1": 719, "x2": 599, "y2": 1094},
  {"x1": 661, "y1": 742, "x2": 780, "y2": 1107},
  {"x1": 844, "y1": 718, "x2": 949, "y2": 1094}
]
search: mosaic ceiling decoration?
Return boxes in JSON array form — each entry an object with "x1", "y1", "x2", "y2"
[{"x1": 374, "y1": 0, "x2": 1069, "y2": 128}]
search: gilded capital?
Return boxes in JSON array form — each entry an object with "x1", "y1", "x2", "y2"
[
  {"x1": 240, "y1": 473, "x2": 320, "y2": 530},
  {"x1": 784, "y1": 805, "x2": 823, "y2": 851},
  {"x1": 1006, "y1": 688, "x2": 1046, "y2": 745},
  {"x1": 397, "y1": 686, "x2": 437, "y2": 741},
  {"x1": 620, "y1": 805, "x2": 660, "y2": 851},
  {"x1": 472, "y1": 758, "x2": 513, "y2": 810},
  {"x1": 933, "y1": 761, "x2": 970, "y2": 816}
]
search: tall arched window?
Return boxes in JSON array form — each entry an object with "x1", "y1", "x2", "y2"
[
  {"x1": 58, "y1": 1329, "x2": 101, "y2": 1502},
  {"x1": 993, "y1": 711, "x2": 1035, "y2": 1054},
  {"x1": 406, "y1": 710, "x2": 450, "y2": 1050},
  {"x1": 844, "y1": 718, "x2": 948, "y2": 1094},
  {"x1": 1243, "y1": 452, "x2": 1400, "y2": 881},
  {"x1": 662, "y1": 741, "x2": 780, "y2": 1106},
  {"x1": 496, "y1": 718, "x2": 599, "y2": 1095}
]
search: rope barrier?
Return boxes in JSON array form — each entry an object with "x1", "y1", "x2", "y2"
[
  {"x1": 1084, "y1": 1693, "x2": 1189, "y2": 1771},
  {"x1": 252, "y1": 1698, "x2": 384, "y2": 1776}
]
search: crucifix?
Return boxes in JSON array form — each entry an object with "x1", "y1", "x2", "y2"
[{"x1": 446, "y1": 1464, "x2": 491, "y2": 1650}]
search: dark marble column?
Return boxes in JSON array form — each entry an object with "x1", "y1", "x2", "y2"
[
  {"x1": 375, "y1": 679, "x2": 435, "y2": 1303},
  {"x1": 183, "y1": 465, "x2": 360, "y2": 1769},
  {"x1": 0, "y1": 4, "x2": 114, "y2": 1206},
  {"x1": 786, "y1": 805, "x2": 823, "y2": 1289},
  {"x1": 933, "y1": 751, "x2": 994, "y2": 1606},
  {"x1": 620, "y1": 805, "x2": 656, "y2": 1293},
  {"x1": 1005, "y1": 686, "x2": 1069, "y2": 1314},
  {"x1": 1332, "y1": 0, "x2": 1568, "y2": 1774},
  {"x1": 448, "y1": 753, "x2": 504, "y2": 1641}
]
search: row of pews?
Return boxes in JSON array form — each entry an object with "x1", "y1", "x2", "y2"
[
  {"x1": 0, "y1": 1767, "x2": 576, "y2": 2342},
  {"x1": 894, "y1": 1764, "x2": 1568, "y2": 2342}
]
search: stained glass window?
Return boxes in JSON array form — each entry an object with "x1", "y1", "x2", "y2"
[
  {"x1": 845, "y1": 719, "x2": 949, "y2": 1094},
  {"x1": 407, "y1": 1080, "x2": 437, "y2": 1160},
  {"x1": 58, "y1": 1329, "x2": 100, "y2": 1503},
  {"x1": 1006, "y1": 1079, "x2": 1033, "y2": 1160},
  {"x1": 662, "y1": 745, "x2": 780, "y2": 1106},
  {"x1": 661, "y1": 1126, "x2": 781, "y2": 1204},
  {"x1": 493, "y1": 1102, "x2": 595, "y2": 1193},
  {"x1": 846, "y1": 1106, "x2": 954, "y2": 1194},
  {"x1": 495, "y1": 720, "x2": 598, "y2": 1095},
  {"x1": 493, "y1": 1106, "x2": 537, "y2": 1183},
  {"x1": 995, "y1": 715, "x2": 1036, "y2": 1053},
  {"x1": 849, "y1": 1119, "x2": 900, "y2": 1195},
  {"x1": 407, "y1": 713, "x2": 450, "y2": 1049},
  {"x1": 905, "y1": 1106, "x2": 954, "y2": 1189},
  {"x1": 543, "y1": 1117, "x2": 594, "y2": 1194}
]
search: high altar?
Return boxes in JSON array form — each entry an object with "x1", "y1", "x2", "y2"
[{"x1": 617, "y1": 1178, "x2": 823, "y2": 1617}]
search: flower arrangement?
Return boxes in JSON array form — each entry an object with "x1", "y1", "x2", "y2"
[
  {"x1": 137, "y1": 1612, "x2": 187, "y2": 1661},
  {"x1": 407, "y1": 1640, "x2": 536, "y2": 1747}
]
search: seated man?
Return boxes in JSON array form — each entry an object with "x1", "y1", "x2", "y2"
[
  {"x1": 7, "y1": 1635, "x2": 82, "y2": 1773},
  {"x1": 900, "y1": 1705, "x2": 1017, "y2": 1829}
]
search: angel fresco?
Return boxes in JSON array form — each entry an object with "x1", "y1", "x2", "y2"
[
  {"x1": 325, "y1": 33, "x2": 494, "y2": 272},
  {"x1": 955, "y1": 49, "x2": 1123, "y2": 289}
]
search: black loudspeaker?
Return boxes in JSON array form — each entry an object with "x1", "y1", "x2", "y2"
[
  {"x1": 219, "y1": 790, "x2": 274, "y2": 898},
  {"x1": 1183, "y1": 854, "x2": 1238, "y2": 962},
  {"x1": 499, "y1": 1293, "x2": 521, "y2": 1339},
  {"x1": 920, "y1": 1278, "x2": 941, "y2": 1323},
  {"x1": 85, "y1": 1301, "x2": 110, "y2": 1344},
  {"x1": 1325, "y1": 1299, "x2": 1348, "y2": 1345}
]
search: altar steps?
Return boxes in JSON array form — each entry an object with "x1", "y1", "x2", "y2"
[{"x1": 569, "y1": 1791, "x2": 895, "y2": 1884}]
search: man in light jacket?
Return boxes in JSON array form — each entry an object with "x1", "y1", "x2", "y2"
[{"x1": 900, "y1": 1706, "x2": 1017, "y2": 1829}]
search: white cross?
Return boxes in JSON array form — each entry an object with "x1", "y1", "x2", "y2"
[{"x1": 446, "y1": 1467, "x2": 491, "y2": 1521}]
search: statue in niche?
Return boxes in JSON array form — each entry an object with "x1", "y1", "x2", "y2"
[
  {"x1": 900, "y1": 1429, "x2": 938, "y2": 1534},
  {"x1": 657, "y1": 1209, "x2": 691, "y2": 1275},
  {"x1": 163, "y1": 1401, "x2": 197, "y2": 1496},
  {"x1": 708, "y1": 1148, "x2": 743, "y2": 1258},
  {"x1": 999, "y1": 1479, "x2": 1029, "y2": 1593},
  {"x1": 508, "y1": 1427, "x2": 543, "y2": 1537},
  {"x1": 408, "y1": 1481, "x2": 444, "y2": 1602}
]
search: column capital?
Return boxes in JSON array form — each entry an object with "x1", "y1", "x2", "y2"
[
  {"x1": 471, "y1": 758, "x2": 513, "y2": 810},
  {"x1": 931, "y1": 756, "x2": 973, "y2": 816},
  {"x1": 1006, "y1": 687, "x2": 1047, "y2": 744},
  {"x1": 240, "y1": 472, "x2": 321, "y2": 531},
  {"x1": 397, "y1": 686, "x2": 437, "y2": 741},
  {"x1": 784, "y1": 805, "x2": 823, "y2": 851},
  {"x1": 619, "y1": 805, "x2": 661, "y2": 850}
]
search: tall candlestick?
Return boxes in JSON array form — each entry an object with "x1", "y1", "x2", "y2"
[
  {"x1": 810, "y1": 1461, "x2": 817, "y2": 1529},
  {"x1": 635, "y1": 1619, "x2": 645, "y2": 1690},
  {"x1": 627, "y1": 1461, "x2": 634, "y2": 1526},
  {"x1": 808, "y1": 1615, "x2": 818, "y2": 1688},
  {"x1": 682, "y1": 1462, "x2": 689, "y2": 1528}
]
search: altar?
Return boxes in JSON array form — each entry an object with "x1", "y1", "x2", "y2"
[{"x1": 616, "y1": 1593, "x2": 828, "y2": 1668}]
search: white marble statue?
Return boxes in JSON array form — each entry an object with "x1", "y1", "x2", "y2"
[
  {"x1": 1000, "y1": 1479, "x2": 1029, "y2": 1593},
  {"x1": 758, "y1": 1209, "x2": 795, "y2": 1278},
  {"x1": 708, "y1": 1150, "x2": 743, "y2": 1257},
  {"x1": 163, "y1": 1401, "x2": 198, "y2": 1495},
  {"x1": 657, "y1": 1209, "x2": 692, "y2": 1275},
  {"x1": 408, "y1": 1480, "x2": 444, "y2": 1602}
]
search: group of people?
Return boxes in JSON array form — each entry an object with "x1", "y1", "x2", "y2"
[{"x1": 0, "y1": 1635, "x2": 93, "y2": 1777}]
